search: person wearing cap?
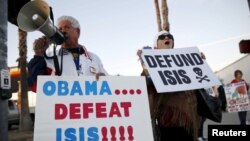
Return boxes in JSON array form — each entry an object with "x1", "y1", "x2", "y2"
[
  {"x1": 137, "y1": 31, "x2": 203, "y2": 141},
  {"x1": 28, "y1": 16, "x2": 108, "y2": 92}
]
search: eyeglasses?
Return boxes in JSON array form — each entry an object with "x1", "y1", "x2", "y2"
[{"x1": 158, "y1": 34, "x2": 173, "y2": 40}]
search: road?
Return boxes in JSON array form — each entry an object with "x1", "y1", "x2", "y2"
[{"x1": 8, "y1": 125, "x2": 33, "y2": 141}]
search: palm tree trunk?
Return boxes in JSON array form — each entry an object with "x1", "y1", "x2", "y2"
[
  {"x1": 17, "y1": 28, "x2": 33, "y2": 131},
  {"x1": 154, "y1": 0, "x2": 162, "y2": 32},
  {"x1": 161, "y1": 0, "x2": 170, "y2": 31}
]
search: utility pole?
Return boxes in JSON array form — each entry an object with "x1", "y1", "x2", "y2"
[{"x1": 0, "y1": 0, "x2": 8, "y2": 140}]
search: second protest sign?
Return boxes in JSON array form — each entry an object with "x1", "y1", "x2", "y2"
[{"x1": 141, "y1": 47, "x2": 221, "y2": 93}]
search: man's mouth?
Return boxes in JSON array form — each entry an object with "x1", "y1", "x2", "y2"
[
  {"x1": 62, "y1": 32, "x2": 68, "y2": 40},
  {"x1": 64, "y1": 35, "x2": 69, "y2": 42}
]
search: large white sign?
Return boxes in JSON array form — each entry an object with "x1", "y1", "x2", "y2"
[
  {"x1": 224, "y1": 81, "x2": 250, "y2": 113},
  {"x1": 141, "y1": 47, "x2": 221, "y2": 93},
  {"x1": 34, "y1": 76, "x2": 153, "y2": 141}
]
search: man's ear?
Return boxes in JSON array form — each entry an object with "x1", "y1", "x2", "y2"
[{"x1": 77, "y1": 28, "x2": 80, "y2": 37}]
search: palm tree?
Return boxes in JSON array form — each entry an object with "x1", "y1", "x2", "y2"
[
  {"x1": 161, "y1": 0, "x2": 170, "y2": 31},
  {"x1": 154, "y1": 0, "x2": 170, "y2": 32},
  {"x1": 17, "y1": 28, "x2": 33, "y2": 131},
  {"x1": 154, "y1": 0, "x2": 162, "y2": 32}
]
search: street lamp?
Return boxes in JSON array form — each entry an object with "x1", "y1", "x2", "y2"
[
  {"x1": 239, "y1": 40, "x2": 250, "y2": 53},
  {"x1": 239, "y1": 0, "x2": 250, "y2": 54}
]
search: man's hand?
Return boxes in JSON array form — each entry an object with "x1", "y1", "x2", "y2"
[
  {"x1": 137, "y1": 50, "x2": 142, "y2": 57},
  {"x1": 96, "y1": 72, "x2": 106, "y2": 81},
  {"x1": 212, "y1": 86, "x2": 219, "y2": 97},
  {"x1": 201, "y1": 52, "x2": 206, "y2": 60},
  {"x1": 33, "y1": 36, "x2": 50, "y2": 56}
]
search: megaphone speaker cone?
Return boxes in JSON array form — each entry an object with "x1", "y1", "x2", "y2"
[{"x1": 17, "y1": 0, "x2": 50, "y2": 32}]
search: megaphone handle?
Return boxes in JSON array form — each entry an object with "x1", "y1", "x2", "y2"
[
  {"x1": 53, "y1": 46, "x2": 62, "y2": 76},
  {"x1": 49, "y1": 7, "x2": 54, "y2": 25}
]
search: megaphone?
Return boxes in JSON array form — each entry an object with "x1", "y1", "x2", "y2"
[{"x1": 17, "y1": 0, "x2": 65, "y2": 45}]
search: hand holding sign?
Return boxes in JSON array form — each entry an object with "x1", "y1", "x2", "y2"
[{"x1": 141, "y1": 47, "x2": 221, "y2": 93}]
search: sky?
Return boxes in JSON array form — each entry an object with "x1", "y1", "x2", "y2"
[{"x1": 7, "y1": 0, "x2": 250, "y2": 76}]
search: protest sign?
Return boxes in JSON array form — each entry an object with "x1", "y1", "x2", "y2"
[
  {"x1": 141, "y1": 47, "x2": 221, "y2": 93},
  {"x1": 224, "y1": 81, "x2": 250, "y2": 112},
  {"x1": 34, "y1": 76, "x2": 153, "y2": 141}
]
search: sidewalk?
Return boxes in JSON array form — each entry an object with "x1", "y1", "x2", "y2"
[{"x1": 8, "y1": 128, "x2": 33, "y2": 141}]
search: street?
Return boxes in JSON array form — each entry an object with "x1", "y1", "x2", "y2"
[{"x1": 8, "y1": 125, "x2": 33, "y2": 141}]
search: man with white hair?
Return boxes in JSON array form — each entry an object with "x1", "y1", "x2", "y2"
[{"x1": 28, "y1": 16, "x2": 108, "y2": 91}]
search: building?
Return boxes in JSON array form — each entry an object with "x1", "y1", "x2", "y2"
[{"x1": 216, "y1": 54, "x2": 250, "y2": 85}]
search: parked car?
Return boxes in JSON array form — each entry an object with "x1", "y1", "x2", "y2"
[
  {"x1": 8, "y1": 100, "x2": 19, "y2": 129},
  {"x1": 11, "y1": 92, "x2": 36, "y2": 124}
]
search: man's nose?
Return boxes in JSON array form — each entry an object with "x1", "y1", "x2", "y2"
[
  {"x1": 59, "y1": 27, "x2": 67, "y2": 32},
  {"x1": 60, "y1": 29, "x2": 67, "y2": 36}
]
